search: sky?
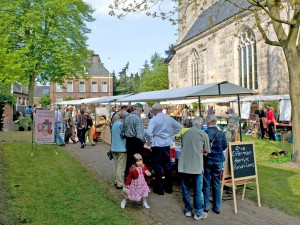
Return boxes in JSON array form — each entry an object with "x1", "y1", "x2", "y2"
[{"x1": 84, "y1": 0, "x2": 178, "y2": 75}]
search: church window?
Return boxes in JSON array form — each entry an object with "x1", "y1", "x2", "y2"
[
  {"x1": 191, "y1": 50, "x2": 200, "y2": 85},
  {"x1": 238, "y1": 30, "x2": 258, "y2": 90}
]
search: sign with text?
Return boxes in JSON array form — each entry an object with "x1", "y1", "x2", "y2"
[
  {"x1": 34, "y1": 110, "x2": 55, "y2": 143},
  {"x1": 221, "y1": 142, "x2": 261, "y2": 213},
  {"x1": 231, "y1": 143, "x2": 256, "y2": 179}
]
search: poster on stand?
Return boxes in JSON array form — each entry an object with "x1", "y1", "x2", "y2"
[{"x1": 34, "y1": 110, "x2": 55, "y2": 143}]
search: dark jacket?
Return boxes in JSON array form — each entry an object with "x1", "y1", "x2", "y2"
[{"x1": 205, "y1": 126, "x2": 227, "y2": 163}]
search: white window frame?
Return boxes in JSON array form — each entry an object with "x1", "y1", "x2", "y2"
[
  {"x1": 67, "y1": 81, "x2": 73, "y2": 92},
  {"x1": 91, "y1": 81, "x2": 98, "y2": 92},
  {"x1": 191, "y1": 50, "x2": 200, "y2": 86},
  {"x1": 101, "y1": 82, "x2": 107, "y2": 92},
  {"x1": 79, "y1": 81, "x2": 85, "y2": 92},
  {"x1": 56, "y1": 83, "x2": 63, "y2": 92},
  {"x1": 238, "y1": 29, "x2": 258, "y2": 90},
  {"x1": 56, "y1": 97, "x2": 63, "y2": 103}
]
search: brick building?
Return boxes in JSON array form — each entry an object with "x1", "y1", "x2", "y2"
[{"x1": 50, "y1": 54, "x2": 112, "y2": 103}]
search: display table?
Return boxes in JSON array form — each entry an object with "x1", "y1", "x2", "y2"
[{"x1": 100, "y1": 125, "x2": 111, "y2": 144}]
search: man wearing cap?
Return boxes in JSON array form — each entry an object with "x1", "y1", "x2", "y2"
[
  {"x1": 121, "y1": 103, "x2": 145, "y2": 176},
  {"x1": 146, "y1": 103, "x2": 182, "y2": 195},
  {"x1": 111, "y1": 111, "x2": 129, "y2": 189}
]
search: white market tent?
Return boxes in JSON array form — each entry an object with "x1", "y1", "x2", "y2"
[
  {"x1": 117, "y1": 82, "x2": 256, "y2": 102},
  {"x1": 240, "y1": 94, "x2": 290, "y2": 102},
  {"x1": 55, "y1": 97, "x2": 105, "y2": 105},
  {"x1": 88, "y1": 94, "x2": 132, "y2": 104}
]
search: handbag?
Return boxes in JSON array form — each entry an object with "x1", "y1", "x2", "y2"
[{"x1": 107, "y1": 149, "x2": 114, "y2": 160}]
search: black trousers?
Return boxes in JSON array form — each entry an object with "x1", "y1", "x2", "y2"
[
  {"x1": 124, "y1": 136, "x2": 144, "y2": 177},
  {"x1": 259, "y1": 118, "x2": 265, "y2": 138},
  {"x1": 268, "y1": 122, "x2": 276, "y2": 140},
  {"x1": 151, "y1": 146, "x2": 173, "y2": 194}
]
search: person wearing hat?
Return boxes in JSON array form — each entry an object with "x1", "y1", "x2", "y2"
[
  {"x1": 146, "y1": 103, "x2": 182, "y2": 195},
  {"x1": 111, "y1": 110, "x2": 129, "y2": 189},
  {"x1": 121, "y1": 103, "x2": 146, "y2": 177}
]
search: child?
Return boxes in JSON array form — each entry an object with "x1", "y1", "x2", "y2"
[{"x1": 121, "y1": 153, "x2": 151, "y2": 209}]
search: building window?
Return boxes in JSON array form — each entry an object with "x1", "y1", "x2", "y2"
[
  {"x1": 238, "y1": 29, "x2": 258, "y2": 90},
  {"x1": 191, "y1": 50, "x2": 200, "y2": 85},
  {"x1": 101, "y1": 82, "x2": 107, "y2": 92},
  {"x1": 67, "y1": 81, "x2": 73, "y2": 92},
  {"x1": 56, "y1": 84, "x2": 63, "y2": 92},
  {"x1": 79, "y1": 81, "x2": 85, "y2": 92},
  {"x1": 92, "y1": 81, "x2": 98, "y2": 92},
  {"x1": 56, "y1": 97, "x2": 63, "y2": 103}
]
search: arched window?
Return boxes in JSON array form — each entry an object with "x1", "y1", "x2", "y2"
[
  {"x1": 191, "y1": 50, "x2": 200, "y2": 85},
  {"x1": 238, "y1": 29, "x2": 258, "y2": 90}
]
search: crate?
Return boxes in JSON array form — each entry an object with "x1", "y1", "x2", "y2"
[
  {"x1": 269, "y1": 153, "x2": 291, "y2": 163},
  {"x1": 251, "y1": 131, "x2": 258, "y2": 138}
]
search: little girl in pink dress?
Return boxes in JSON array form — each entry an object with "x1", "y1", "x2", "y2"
[{"x1": 121, "y1": 153, "x2": 151, "y2": 209}]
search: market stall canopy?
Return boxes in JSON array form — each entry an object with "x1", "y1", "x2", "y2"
[
  {"x1": 117, "y1": 81, "x2": 256, "y2": 102},
  {"x1": 160, "y1": 99, "x2": 198, "y2": 105},
  {"x1": 88, "y1": 94, "x2": 132, "y2": 104},
  {"x1": 201, "y1": 97, "x2": 237, "y2": 103},
  {"x1": 54, "y1": 97, "x2": 105, "y2": 105},
  {"x1": 240, "y1": 94, "x2": 289, "y2": 102}
]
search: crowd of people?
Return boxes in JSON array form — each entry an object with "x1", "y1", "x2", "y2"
[
  {"x1": 108, "y1": 103, "x2": 228, "y2": 221},
  {"x1": 258, "y1": 106, "x2": 277, "y2": 140},
  {"x1": 25, "y1": 102, "x2": 229, "y2": 220}
]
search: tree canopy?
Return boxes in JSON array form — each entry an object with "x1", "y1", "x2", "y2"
[{"x1": 0, "y1": 0, "x2": 95, "y2": 105}]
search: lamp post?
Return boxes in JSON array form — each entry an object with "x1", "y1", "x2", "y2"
[{"x1": 108, "y1": 57, "x2": 111, "y2": 96}]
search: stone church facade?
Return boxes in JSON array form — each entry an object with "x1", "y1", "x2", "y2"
[{"x1": 169, "y1": 0, "x2": 289, "y2": 95}]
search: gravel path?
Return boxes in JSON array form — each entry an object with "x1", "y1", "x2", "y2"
[{"x1": 66, "y1": 141, "x2": 300, "y2": 225}]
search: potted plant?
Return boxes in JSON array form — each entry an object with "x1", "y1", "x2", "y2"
[{"x1": 16, "y1": 115, "x2": 32, "y2": 131}]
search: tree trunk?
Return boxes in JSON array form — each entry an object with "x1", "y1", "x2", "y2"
[
  {"x1": 283, "y1": 47, "x2": 300, "y2": 163},
  {"x1": 28, "y1": 74, "x2": 36, "y2": 107}
]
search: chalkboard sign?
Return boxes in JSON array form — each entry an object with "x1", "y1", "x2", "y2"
[
  {"x1": 230, "y1": 143, "x2": 256, "y2": 179},
  {"x1": 221, "y1": 142, "x2": 261, "y2": 213}
]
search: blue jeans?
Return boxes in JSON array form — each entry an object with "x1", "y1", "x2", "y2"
[
  {"x1": 54, "y1": 122, "x2": 65, "y2": 145},
  {"x1": 203, "y1": 161, "x2": 223, "y2": 212},
  {"x1": 180, "y1": 173, "x2": 204, "y2": 216}
]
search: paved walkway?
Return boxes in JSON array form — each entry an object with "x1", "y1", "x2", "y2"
[{"x1": 66, "y1": 141, "x2": 300, "y2": 225}]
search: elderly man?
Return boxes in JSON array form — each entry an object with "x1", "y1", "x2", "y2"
[
  {"x1": 111, "y1": 111, "x2": 129, "y2": 189},
  {"x1": 204, "y1": 115, "x2": 227, "y2": 214},
  {"x1": 121, "y1": 103, "x2": 145, "y2": 176},
  {"x1": 146, "y1": 103, "x2": 182, "y2": 195},
  {"x1": 178, "y1": 117, "x2": 210, "y2": 220}
]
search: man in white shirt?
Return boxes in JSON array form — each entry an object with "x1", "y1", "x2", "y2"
[{"x1": 146, "y1": 103, "x2": 182, "y2": 195}]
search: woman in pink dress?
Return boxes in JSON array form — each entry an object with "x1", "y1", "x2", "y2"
[{"x1": 121, "y1": 153, "x2": 151, "y2": 209}]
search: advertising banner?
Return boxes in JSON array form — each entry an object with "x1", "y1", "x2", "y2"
[{"x1": 34, "y1": 110, "x2": 55, "y2": 143}]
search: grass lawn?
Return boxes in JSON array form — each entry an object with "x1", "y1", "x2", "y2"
[
  {"x1": 0, "y1": 131, "x2": 299, "y2": 223},
  {"x1": 0, "y1": 140, "x2": 138, "y2": 225}
]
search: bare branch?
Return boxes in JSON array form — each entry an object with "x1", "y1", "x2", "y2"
[
  {"x1": 254, "y1": 0, "x2": 296, "y2": 26},
  {"x1": 253, "y1": 9, "x2": 281, "y2": 46}
]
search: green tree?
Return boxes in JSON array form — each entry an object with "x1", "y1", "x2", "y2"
[
  {"x1": 0, "y1": 0, "x2": 95, "y2": 106},
  {"x1": 138, "y1": 53, "x2": 169, "y2": 92},
  {"x1": 39, "y1": 93, "x2": 51, "y2": 107},
  {"x1": 109, "y1": 0, "x2": 300, "y2": 163}
]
